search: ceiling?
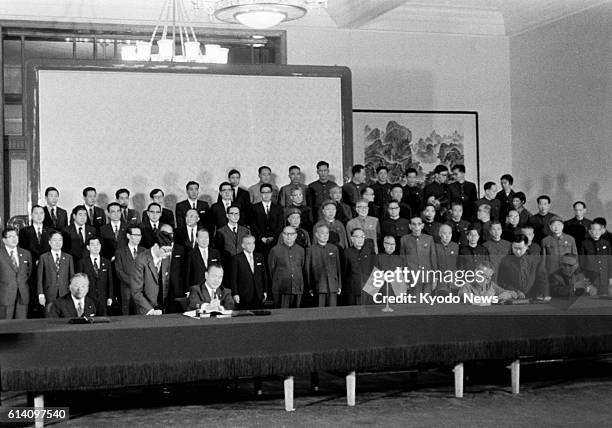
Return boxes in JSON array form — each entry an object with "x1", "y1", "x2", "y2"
[{"x1": 0, "y1": 0, "x2": 609, "y2": 36}]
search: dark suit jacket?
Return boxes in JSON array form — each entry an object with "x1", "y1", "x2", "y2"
[
  {"x1": 139, "y1": 221, "x2": 167, "y2": 249},
  {"x1": 187, "y1": 283, "x2": 235, "y2": 311},
  {"x1": 99, "y1": 222, "x2": 128, "y2": 260},
  {"x1": 210, "y1": 201, "x2": 232, "y2": 235},
  {"x1": 305, "y1": 243, "x2": 342, "y2": 293},
  {"x1": 77, "y1": 255, "x2": 114, "y2": 315},
  {"x1": 18, "y1": 225, "x2": 51, "y2": 261},
  {"x1": 62, "y1": 224, "x2": 97, "y2": 263},
  {"x1": 497, "y1": 254, "x2": 549, "y2": 298},
  {"x1": 121, "y1": 208, "x2": 140, "y2": 226},
  {"x1": 174, "y1": 225, "x2": 200, "y2": 251},
  {"x1": 175, "y1": 199, "x2": 210, "y2": 231},
  {"x1": 230, "y1": 252, "x2": 268, "y2": 305},
  {"x1": 0, "y1": 246, "x2": 32, "y2": 307},
  {"x1": 130, "y1": 250, "x2": 171, "y2": 314},
  {"x1": 115, "y1": 245, "x2": 146, "y2": 289},
  {"x1": 185, "y1": 247, "x2": 222, "y2": 289},
  {"x1": 43, "y1": 206, "x2": 68, "y2": 230},
  {"x1": 217, "y1": 187, "x2": 251, "y2": 208},
  {"x1": 47, "y1": 294, "x2": 97, "y2": 318},
  {"x1": 215, "y1": 225, "x2": 250, "y2": 261},
  {"x1": 250, "y1": 202, "x2": 284, "y2": 249},
  {"x1": 37, "y1": 251, "x2": 75, "y2": 302},
  {"x1": 142, "y1": 207, "x2": 175, "y2": 228},
  {"x1": 85, "y1": 205, "x2": 107, "y2": 231}
]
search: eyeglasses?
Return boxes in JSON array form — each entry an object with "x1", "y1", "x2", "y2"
[{"x1": 149, "y1": 210, "x2": 161, "y2": 214}]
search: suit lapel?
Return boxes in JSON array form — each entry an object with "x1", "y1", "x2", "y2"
[
  {"x1": 0, "y1": 247, "x2": 17, "y2": 272},
  {"x1": 146, "y1": 254, "x2": 159, "y2": 283}
]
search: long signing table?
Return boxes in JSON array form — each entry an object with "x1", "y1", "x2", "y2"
[{"x1": 2, "y1": 297, "x2": 612, "y2": 416}]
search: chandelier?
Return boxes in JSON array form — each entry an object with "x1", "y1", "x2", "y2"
[
  {"x1": 193, "y1": 0, "x2": 327, "y2": 29},
  {"x1": 121, "y1": 0, "x2": 229, "y2": 63}
]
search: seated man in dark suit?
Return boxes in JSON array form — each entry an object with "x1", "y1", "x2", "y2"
[
  {"x1": 175, "y1": 181, "x2": 210, "y2": 231},
  {"x1": 185, "y1": 228, "x2": 222, "y2": 289},
  {"x1": 82, "y1": 186, "x2": 106, "y2": 232},
  {"x1": 230, "y1": 234, "x2": 268, "y2": 309},
  {"x1": 48, "y1": 273, "x2": 97, "y2": 318},
  {"x1": 77, "y1": 237, "x2": 113, "y2": 316},
  {"x1": 62, "y1": 205, "x2": 96, "y2": 265},
  {"x1": 115, "y1": 188, "x2": 141, "y2": 225},
  {"x1": 42, "y1": 186, "x2": 68, "y2": 230},
  {"x1": 142, "y1": 188, "x2": 176, "y2": 228},
  {"x1": 187, "y1": 263, "x2": 235, "y2": 311}
]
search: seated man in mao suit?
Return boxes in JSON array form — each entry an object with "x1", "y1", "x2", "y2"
[
  {"x1": 187, "y1": 263, "x2": 235, "y2": 311},
  {"x1": 48, "y1": 273, "x2": 97, "y2": 318}
]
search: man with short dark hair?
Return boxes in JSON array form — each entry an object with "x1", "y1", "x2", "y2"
[
  {"x1": 37, "y1": 230, "x2": 75, "y2": 309},
  {"x1": 309, "y1": 161, "x2": 338, "y2": 218},
  {"x1": 175, "y1": 181, "x2": 210, "y2": 231},
  {"x1": 564, "y1": 201, "x2": 592, "y2": 252},
  {"x1": 130, "y1": 229, "x2": 174, "y2": 315},
  {"x1": 42, "y1": 186, "x2": 68, "y2": 230},
  {"x1": 305, "y1": 224, "x2": 342, "y2": 307},
  {"x1": 279, "y1": 165, "x2": 309, "y2": 208},
  {"x1": 448, "y1": 164, "x2": 477, "y2": 221},
  {"x1": 226, "y1": 169, "x2": 252, "y2": 209},
  {"x1": 475, "y1": 181, "x2": 501, "y2": 222},
  {"x1": 115, "y1": 188, "x2": 140, "y2": 225},
  {"x1": 82, "y1": 186, "x2": 106, "y2": 232},
  {"x1": 215, "y1": 205, "x2": 250, "y2": 275},
  {"x1": 580, "y1": 218, "x2": 612, "y2": 295},
  {"x1": 512, "y1": 192, "x2": 531, "y2": 227},
  {"x1": 115, "y1": 226, "x2": 145, "y2": 315},
  {"x1": 77, "y1": 236, "x2": 113, "y2": 316},
  {"x1": 62, "y1": 205, "x2": 96, "y2": 265},
  {"x1": 400, "y1": 216, "x2": 437, "y2": 294},
  {"x1": 497, "y1": 234, "x2": 550, "y2": 299},
  {"x1": 139, "y1": 202, "x2": 167, "y2": 249},
  {"x1": 142, "y1": 189, "x2": 175, "y2": 228},
  {"x1": 268, "y1": 226, "x2": 306, "y2": 308},
  {"x1": 370, "y1": 165, "x2": 392, "y2": 211},
  {"x1": 388, "y1": 184, "x2": 412, "y2": 220},
  {"x1": 445, "y1": 202, "x2": 470, "y2": 246},
  {"x1": 0, "y1": 227, "x2": 32, "y2": 319},
  {"x1": 402, "y1": 168, "x2": 422, "y2": 216},
  {"x1": 342, "y1": 164, "x2": 366, "y2": 212},
  {"x1": 99, "y1": 202, "x2": 128, "y2": 261},
  {"x1": 541, "y1": 216, "x2": 577, "y2": 275},
  {"x1": 210, "y1": 182, "x2": 236, "y2": 235},
  {"x1": 458, "y1": 226, "x2": 490, "y2": 272},
  {"x1": 251, "y1": 183, "x2": 284, "y2": 257},
  {"x1": 495, "y1": 174, "x2": 515, "y2": 222},
  {"x1": 381, "y1": 201, "x2": 411, "y2": 254},
  {"x1": 187, "y1": 263, "x2": 235, "y2": 311},
  {"x1": 528, "y1": 195, "x2": 558, "y2": 244},
  {"x1": 47, "y1": 273, "x2": 97, "y2": 318},
  {"x1": 185, "y1": 228, "x2": 222, "y2": 290},
  {"x1": 249, "y1": 166, "x2": 279, "y2": 205},
  {"x1": 230, "y1": 235, "x2": 268, "y2": 309}
]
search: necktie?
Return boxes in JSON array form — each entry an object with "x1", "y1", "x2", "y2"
[
  {"x1": 36, "y1": 228, "x2": 42, "y2": 243},
  {"x1": 55, "y1": 253, "x2": 61, "y2": 271},
  {"x1": 192, "y1": 202, "x2": 196, "y2": 210},
  {"x1": 114, "y1": 224, "x2": 119, "y2": 238},
  {"x1": 93, "y1": 258, "x2": 99, "y2": 275},
  {"x1": 9, "y1": 250, "x2": 18, "y2": 270},
  {"x1": 77, "y1": 301, "x2": 83, "y2": 317},
  {"x1": 248, "y1": 253, "x2": 254, "y2": 273},
  {"x1": 51, "y1": 208, "x2": 57, "y2": 226},
  {"x1": 122, "y1": 208, "x2": 127, "y2": 222},
  {"x1": 88, "y1": 207, "x2": 93, "y2": 223},
  {"x1": 79, "y1": 226, "x2": 84, "y2": 244},
  {"x1": 233, "y1": 188, "x2": 237, "y2": 201},
  {"x1": 190, "y1": 228, "x2": 195, "y2": 247},
  {"x1": 132, "y1": 247, "x2": 137, "y2": 259},
  {"x1": 232, "y1": 226, "x2": 237, "y2": 234},
  {"x1": 153, "y1": 224, "x2": 157, "y2": 233},
  {"x1": 265, "y1": 204, "x2": 269, "y2": 216}
]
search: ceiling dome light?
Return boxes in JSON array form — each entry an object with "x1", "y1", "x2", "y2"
[{"x1": 214, "y1": 0, "x2": 308, "y2": 29}]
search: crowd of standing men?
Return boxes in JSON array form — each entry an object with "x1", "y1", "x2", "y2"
[{"x1": 1, "y1": 160, "x2": 610, "y2": 319}]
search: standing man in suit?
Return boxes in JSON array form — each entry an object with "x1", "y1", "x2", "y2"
[
  {"x1": 268, "y1": 226, "x2": 306, "y2": 308},
  {"x1": 308, "y1": 161, "x2": 338, "y2": 220},
  {"x1": 42, "y1": 186, "x2": 68, "y2": 230},
  {"x1": 115, "y1": 188, "x2": 140, "y2": 226},
  {"x1": 62, "y1": 205, "x2": 96, "y2": 265},
  {"x1": 185, "y1": 228, "x2": 222, "y2": 290},
  {"x1": 248, "y1": 166, "x2": 279, "y2": 205},
  {"x1": 115, "y1": 226, "x2": 145, "y2": 315},
  {"x1": 130, "y1": 229, "x2": 174, "y2": 315},
  {"x1": 250, "y1": 183, "x2": 284, "y2": 259},
  {"x1": 47, "y1": 273, "x2": 97, "y2": 318},
  {"x1": 82, "y1": 186, "x2": 106, "y2": 232},
  {"x1": 215, "y1": 205, "x2": 250, "y2": 273},
  {"x1": 342, "y1": 164, "x2": 367, "y2": 215},
  {"x1": 227, "y1": 169, "x2": 251, "y2": 217},
  {"x1": 99, "y1": 202, "x2": 128, "y2": 261},
  {"x1": 37, "y1": 230, "x2": 75, "y2": 309},
  {"x1": 77, "y1": 237, "x2": 113, "y2": 315},
  {"x1": 230, "y1": 235, "x2": 268, "y2": 309},
  {"x1": 139, "y1": 202, "x2": 166, "y2": 249},
  {"x1": 400, "y1": 215, "x2": 438, "y2": 294},
  {"x1": 175, "y1": 181, "x2": 210, "y2": 231},
  {"x1": 19, "y1": 205, "x2": 51, "y2": 317},
  {"x1": 0, "y1": 227, "x2": 32, "y2": 319},
  {"x1": 210, "y1": 182, "x2": 237, "y2": 235},
  {"x1": 305, "y1": 224, "x2": 342, "y2": 307},
  {"x1": 448, "y1": 165, "x2": 478, "y2": 222},
  {"x1": 174, "y1": 209, "x2": 201, "y2": 251},
  {"x1": 187, "y1": 263, "x2": 235, "y2": 311},
  {"x1": 142, "y1": 189, "x2": 175, "y2": 228},
  {"x1": 279, "y1": 165, "x2": 310, "y2": 208}
]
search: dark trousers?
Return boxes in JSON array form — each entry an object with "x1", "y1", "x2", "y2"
[
  {"x1": 273, "y1": 293, "x2": 302, "y2": 308},
  {"x1": 0, "y1": 290, "x2": 28, "y2": 319},
  {"x1": 121, "y1": 283, "x2": 133, "y2": 315},
  {"x1": 317, "y1": 292, "x2": 338, "y2": 307}
]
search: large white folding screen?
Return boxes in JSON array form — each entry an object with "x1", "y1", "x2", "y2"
[{"x1": 37, "y1": 69, "x2": 344, "y2": 211}]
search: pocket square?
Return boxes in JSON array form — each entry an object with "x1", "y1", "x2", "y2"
[{"x1": 256, "y1": 262, "x2": 262, "y2": 265}]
